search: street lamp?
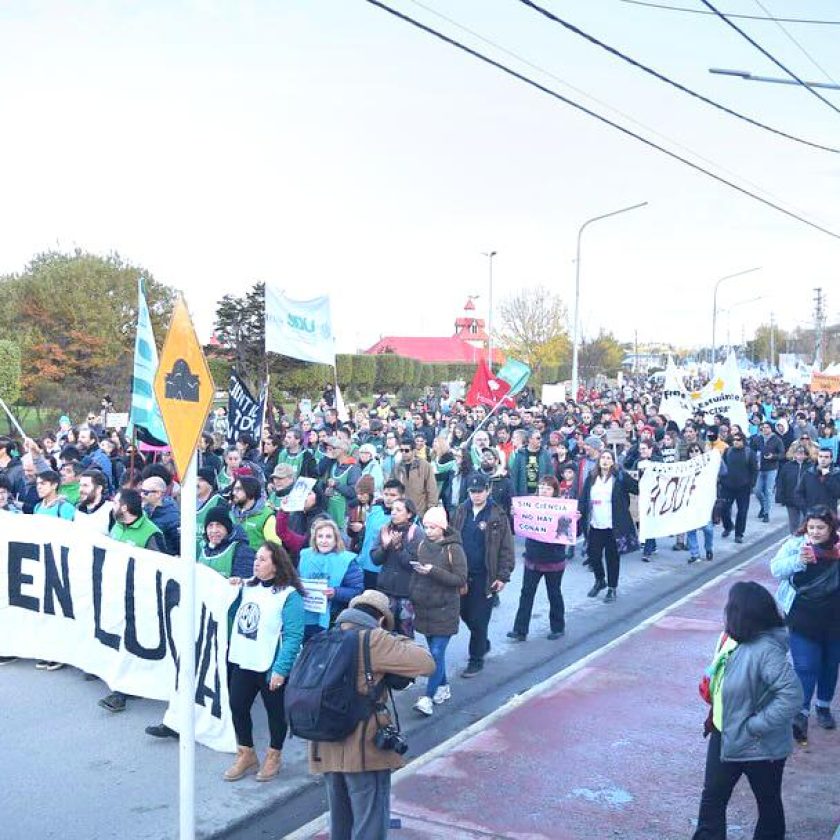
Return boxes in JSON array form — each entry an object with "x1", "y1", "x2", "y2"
[
  {"x1": 482, "y1": 251, "x2": 497, "y2": 370},
  {"x1": 571, "y1": 202, "x2": 647, "y2": 400},
  {"x1": 711, "y1": 267, "x2": 762, "y2": 365}
]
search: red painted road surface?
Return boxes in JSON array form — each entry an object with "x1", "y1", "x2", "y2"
[{"x1": 306, "y1": 551, "x2": 840, "y2": 839}]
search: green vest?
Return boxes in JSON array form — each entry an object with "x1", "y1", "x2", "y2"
[
  {"x1": 199, "y1": 541, "x2": 236, "y2": 578},
  {"x1": 326, "y1": 463, "x2": 352, "y2": 526},
  {"x1": 239, "y1": 506, "x2": 273, "y2": 551},
  {"x1": 196, "y1": 495, "x2": 225, "y2": 550},
  {"x1": 62, "y1": 481, "x2": 81, "y2": 506},
  {"x1": 217, "y1": 470, "x2": 233, "y2": 490},
  {"x1": 278, "y1": 449, "x2": 305, "y2": 476},
  {"x1": 110, "y1": 513, "x2": 163, "y2": 549}
]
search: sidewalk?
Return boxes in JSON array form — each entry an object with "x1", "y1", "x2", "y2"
[{"x1": 299, "y1": 545, "x2": 840, "y2": 840}]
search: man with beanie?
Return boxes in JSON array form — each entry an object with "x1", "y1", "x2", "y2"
[
  {"x1": 196, "y1": 467, "x2": 228, "y2": 551},
  {"x1": 476, "y1": 447, "x2": 513, "y2": 517},
  {"x1": 452, "y1": 473, "x2": 515, "y2": 677},
  {"x1": 309, "y1": 590, "x2": 434, "y2": 840},
  {"x1": 199, "y1": 506, "x2": 255, "y2": 579}
]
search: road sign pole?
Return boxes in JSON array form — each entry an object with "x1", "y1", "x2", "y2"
[{"x1": 179, "y1": 454, "x2": 198, "y2": 840}]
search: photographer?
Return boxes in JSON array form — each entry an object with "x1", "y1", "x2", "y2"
[{"x1": 309, "y1": 590, "x2": 434, "y2": 839}]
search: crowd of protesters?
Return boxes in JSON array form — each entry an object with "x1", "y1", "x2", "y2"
[{"x1": 1, "y1": 372, "x2": 838, "y2": 795}]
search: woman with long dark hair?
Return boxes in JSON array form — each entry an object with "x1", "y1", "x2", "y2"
[
  {"x1": 578, "y1": 449, "x2": 638, "y2": 603},
  {"x1": 692, "y1": 581, "x2": 801, "y2": 840},
  {"x1": 770, "y1": 504, "x2": 840, "y2": 744},
  {"x1": 225, "y1": 542, "x2": 305, "y2": 783}
]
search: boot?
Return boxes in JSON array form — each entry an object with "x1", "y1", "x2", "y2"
[
  {"x1": 223, "y1": 746, "x2": 259, "y2": 781},
  {"x1": 255, "y1": 748, "x2": 282, "y2": 781}
]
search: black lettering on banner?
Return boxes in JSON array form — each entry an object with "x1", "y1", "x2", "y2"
[
  {"x1": 43, "y1": 544, "x2": 74, "y2": 618},
  {"x1": 8, "y1": 542, "x2": 40, "y2": 612},
  {"x1": 124, "y1": 558, "x2": 167, "y2": 660},
  {"x1": 658, "y1": 476, "x2": 680, "y2": 514},
  {"x1": 164, "y1": 577, "x2": 182, "y2": 686},
  {"x1": 92, "y1": 547, "x2": 121, "y2": 651},
  {"x1": 195, "y1": 604, "x2": 222, "y2": 720}
]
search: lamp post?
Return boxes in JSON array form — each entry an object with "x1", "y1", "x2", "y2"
[
  {"x1": 571, "y1": 202, "x2": 647, "y2": 400},
  {"x1": 482, "y1": 251, "x2": 497, "y2": 370},
  {"x1": 711, "y1": 267, "x2": 762, "y2": 365}
]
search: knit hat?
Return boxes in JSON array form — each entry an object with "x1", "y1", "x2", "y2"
[
  {"x1": 422, "y1": 505, "x2": 448, "y2": 530},
  {"x1": 349, "y1": 590, "x2": 395, "y2": 631},
  {"x1": 355, "y1": 475, "x2": 376, "y2": 498},
  {"x1": 204, "y1": 506, "x2": 233, "y2": 537},
  {"x1": 358, "y1": 443, "x2": 378, "y2": 458},
  {"x1": 584, "y1": 435, "x2": 604, "y2": 451},
  {"x1": 197, "y1": 467, "x2": 217, "y2": 490}
]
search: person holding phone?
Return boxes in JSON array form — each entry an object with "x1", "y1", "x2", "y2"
[{"x1": 770, "y1": 505, "x2": 840, "y2": 744}]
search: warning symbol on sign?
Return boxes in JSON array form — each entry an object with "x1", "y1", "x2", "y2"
[{"x1": 164, "y1": 359, "x2": 200, "y2": 402}]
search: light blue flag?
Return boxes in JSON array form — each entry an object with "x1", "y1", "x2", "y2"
[
  {"x1": 496, "y1": 359, "x2": 531, "y2": 395},
  {"x1": 127, "y1": 279, "x2": 169, "y2": 445},
  {"x1": 264, "y1": 287, "x2": 335, "y2": 366}
]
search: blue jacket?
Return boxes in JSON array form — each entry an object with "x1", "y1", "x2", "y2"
[
  {"x1": 147, "y1": 497, "x2": 181, "y2": 556},
  {"x1": 271, "y1": 591, "x2": 305, "y2": 678},
  {"x1": 83, "y1": 447, "x2": 114, "y2": 489},
  {"x1": 356, "y1": 502, "x2": 390, "y2": 574}
]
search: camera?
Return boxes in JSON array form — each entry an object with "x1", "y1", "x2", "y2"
[{"x1": 374, "y1": 725, "x2": 408, "y2": 755}]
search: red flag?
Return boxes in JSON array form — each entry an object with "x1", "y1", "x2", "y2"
[{"x1": 466, "y1": 359, "x2": 514, "y2": 408}]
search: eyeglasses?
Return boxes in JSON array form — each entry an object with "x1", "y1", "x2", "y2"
[
  {"x1": 139, "y1": 489, "x2": 158, "y2": 496},
  {"x1": 399, "y1": 447, "x2": 412, "y2": 453}
]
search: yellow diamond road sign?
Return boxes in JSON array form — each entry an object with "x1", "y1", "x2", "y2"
[{"x1": 153, "y1": 296, "x2": 215, "y2": 480}]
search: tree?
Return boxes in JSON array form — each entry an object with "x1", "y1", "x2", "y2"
[
  {"x1": 213, "y1": 282, "x2": 266, "y2": 391},
  {"x1": 0, "y1": 339, "x2": 21, "y2": 406},
  {"x1": 578, "y1": 331, "x2": 625, "y2": 380},
  {"x1": 0, "y1": 250, "x2": 176, "y2": 407},
  {"x1": 498, "y1": 286, "x2": 571, "y2": 374},
  {"x1": 747, "y1": 323, "x2": 789, "y2": 367}
]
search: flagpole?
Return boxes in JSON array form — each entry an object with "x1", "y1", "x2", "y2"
[
  {"x1": 0, "y1": 396, "x2": 26, "y2": 439},
  {"x1": 464, "y1": 394, "x2": 510, "y2": 448}
]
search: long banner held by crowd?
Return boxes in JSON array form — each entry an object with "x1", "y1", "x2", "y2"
[
  {"x1": 638, "y1": 450, "x2": 721, "y2": 541},
  {"x1": 0, "y1": 513, "x2": 237, "y2": 752},
  {"x1": 227, "y1": 371, "x2": 267, "y2": 447},
  {"x1": 512, "y1": 496, "x2": 579, "y2": 545}
]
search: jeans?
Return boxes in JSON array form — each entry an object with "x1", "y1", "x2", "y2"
[
  {"x1": 785, "y1": 506, "x2": 804, "y2": 535},
  {"x1": 228, "y1": 664, "x2": 288, "y2": 750},
  {"x1": 754, "y1": 469, "x2": 777, "y2": 516},
  {"x1": 513, "y1": 567, "x2": 565, "y2": 635},
  {"x1": 325, "y1": 769, "x2": 391, "y2": 840},
  {"x1": 720, "y1": 486, "x2": 751, "y2": 538},
  {"x1": 587, "y1": 527, "x2": 620, "y2": 588},
  {"x1": 642, "y1": 538, "x2": 657, "y2": 556},
  {"x1": 692, "y1": 730, "x2": 786, "y2": 840},
  {"x1": 460, "y1": 575, "x2": 493, "y2": 664},
  {"x1": 687, "y1": 522, "x2": 714, "y2": 557},
  {"x1": 423, "y1": 634, "x2": 451, "y2": 697},
  {"x1": 788, "y1": 630, "x2": 840, "y2": 711}
]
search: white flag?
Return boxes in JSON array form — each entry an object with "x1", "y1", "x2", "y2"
[
  {"x1": 265, "y1": 287, "x2": 335, "y2": 366},
  {"x1": 691, "y1": 352, "x2": 749, "y2": 431},
  {"x1": 658, "y1": 356, "x2": 693, "y2": 428}
]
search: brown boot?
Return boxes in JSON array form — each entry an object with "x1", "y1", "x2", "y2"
[
  {"x1": 223, "y1": 746, "x2": 259, "y2": 781},
  {"x1": 255, "y1": 747, "x2": 282, "y2": 781}
]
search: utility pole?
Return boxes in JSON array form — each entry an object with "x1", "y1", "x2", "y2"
[
  {"x1": 634, "y1": 330, "x2": 639, "y2": 374},
  {"x1": 769, "y1": 312, "x2": 775, "y2": 369},
  {"x1": 814, "y1": 288, "x2": 826, "y2": 369}
]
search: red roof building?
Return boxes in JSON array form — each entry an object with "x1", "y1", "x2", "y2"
[{"x1": 365, "y1": 298, "x2": 504, "y2": 364}]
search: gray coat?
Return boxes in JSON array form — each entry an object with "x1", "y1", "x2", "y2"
[{"x1": 720, "y1": 628, "x2": 802, "y2": 762}]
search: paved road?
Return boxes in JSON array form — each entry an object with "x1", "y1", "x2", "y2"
[
  {"x1": 0, "y1": 506, "x2": 788, "y2": 840},
  {"x1": 296, "y1": 540, "x2": 840, "y2": 840}
]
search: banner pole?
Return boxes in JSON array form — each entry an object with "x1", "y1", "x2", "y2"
[
  {"x1": 179, "y1": 453, "x2": 198, "y2": 840},
  {"x1": 0, "y1": 395, "x2": 26, "y2": 439}
]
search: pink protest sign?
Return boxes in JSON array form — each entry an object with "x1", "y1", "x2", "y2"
[{"x1": 511, "y1": 496, "x2": 579, "y2": 545}]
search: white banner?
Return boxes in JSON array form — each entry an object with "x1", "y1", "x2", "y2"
[
  {"x1": 658, "y1": 355, "x2": 693, "y2": 428},
  {"x1": 638, "y1": 450, "x2": 721, "y2": 541},
  {"x1": 690, "y1": 353, "x2": 749, "y2": 431},
  {"x1": 0, "y1": 513, "x2": 237, "y2": 752},
  {"x1": 265, "y1": 287, "x2": 335, "y2": 366}
]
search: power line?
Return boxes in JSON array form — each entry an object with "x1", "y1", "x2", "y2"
[
  {"x1": 751, "y1": 0, "x2": 840, "y2": 88},
  {"x1": 405, "y1": 0, "x2": 817, "y2": 220},
  {"x1": 699, "y1": 0, "x2": 840, "y2": 116},
  {"x1": 515, "y1": 0, "x2": 838, "y2": 154},
  {"x1": 614, "y1": 0, "x2": 840, "y2": 26},
  {"x1": 363, "y1": 0, "x2": 840, "y2": 240}
]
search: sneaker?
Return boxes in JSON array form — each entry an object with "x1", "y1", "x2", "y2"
[
  {"x1": 688, "y1": 556, "x2": 699, "y2": 564},
  {"x1": 734, "y1": 536, "x2": 744, "y2": 544},
  {"x1": 721, "y1": 529, "x2": 732, "y2": 539},
  {"x1": 587, "y1": 580, "x2": 607, "y2": 598},
  {"x1": 461, "y1": 660, "x2": 483, "y2": 678},
  {"x1": 705, "y1": 550, "x2": 714, "y2": 561},
  {"x1": 432, "y1": 685, "x2": 451, "y2": 704},
  {"x1": 42, "y1": 662, "x2": 64, "y2": 671},
  {"x1": 547, "y1": 630, "x2": 565, "y2": 640},
  {"x1": 145, "y1": 723, "x2": 179, "y2": 739},
  {"x1": 98, "y1": 692, "x2": 126, "y2": 713},
  {"x1": 671, "y1": 541, "x2": 688, "y2": 551},
  {"x1": 603, "y1": 587, "x2": 617, "y2": 603},
  {"x1": 0, "y1": 656, "x2": 18, "y2": 665},
  {"x1": 792, "y1": 711, "x2": 808, "y2": 744},
  {"x1": 506, "y1": 631, "x2": 527, "y2": 642},
  {"x1": 761, "y1": 513, "x2": 770, "y2": 523},
  {"x1": 641, "y1": 554, "x2": 652, "y2": 563},
  {"x1": 757, "y1": 510, "x2": 765, "y2": 520},
  {"x1": 816, "y1": 706, "x2": 837, "y2": 730},
  {"x1": 34, "y1": 661, "x2": 50, "y2": 669},
  {"x1": 413, "y1": 696, "x2": 434, "y2": 716}
]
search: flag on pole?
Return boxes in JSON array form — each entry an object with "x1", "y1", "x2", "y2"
[
  {"x1": 264, "y1": 287, "x2": 336, "y2": 366},
  {"x1": 658, "y1": 356, "x2": 693, "y2": 428},
  {"x1": 691, "y1": 352, "x2": 749, "y2": 431},
  {"x1": 128, "y1": 279, "x2": 168, "y2": 446},
  {"x1": 495, "y1": 359, "x2": 531, "y2": 395},
  {"x1": 227, "y1": 371, "x2": 267, "y2": 447},
  {"x1": 466, "y1": 358, "x2": 516, "y2": 408}
]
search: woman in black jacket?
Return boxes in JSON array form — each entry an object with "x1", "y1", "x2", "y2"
[
  {"x1": 578, "y1": 449, "x2": 638, "y2": 603},
  {"x1": 775, "y1": 444, "x2": 809, "y2": 535}
]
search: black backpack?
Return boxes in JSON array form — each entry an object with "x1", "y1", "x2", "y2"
[{"x1": 285, "y1": 627, "x2": 380, "y2": 742}]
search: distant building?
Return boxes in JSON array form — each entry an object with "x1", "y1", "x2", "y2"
[{"x1": 364, "y1": 298, "x2": 504, "y2": 365}]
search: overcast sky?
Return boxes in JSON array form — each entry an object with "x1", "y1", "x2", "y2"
[{"x1": 1, "y1": 0, "x2": 838, "y2": 355}]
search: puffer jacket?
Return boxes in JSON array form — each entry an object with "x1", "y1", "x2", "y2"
[
  {"x1": 410, "y1": 530, "x2": 468, "y2": 637},
  {"x1": 719, "y1": 627, "x2": 802, "y2": 762},
  {"x1": 308, "y1": 608, "x2": 434, "y2": 774},
  {"x1": 370, "y1": 522, "x2": 424, "y2": 598}
]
